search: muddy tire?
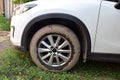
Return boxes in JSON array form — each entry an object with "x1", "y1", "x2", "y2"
[{"x1": 30, "y1": 24, "x2": 80, "y2": 72}]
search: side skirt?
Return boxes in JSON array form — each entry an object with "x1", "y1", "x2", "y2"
[{"x1": 88, "y1": 53, "x2": 120, "y2": 63}]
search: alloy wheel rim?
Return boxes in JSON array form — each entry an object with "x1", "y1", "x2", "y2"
[{"x1": 37, "y1": 34, "x2": 72, "y2": 67}]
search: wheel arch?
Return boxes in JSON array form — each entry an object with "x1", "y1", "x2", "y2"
[{"x1": 21, "y1": 13, "x2": 91, "y2": 62}]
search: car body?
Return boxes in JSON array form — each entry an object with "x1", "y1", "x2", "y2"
[{"x1": 11, "y1": 0, "x2": 120, "y2": 72}]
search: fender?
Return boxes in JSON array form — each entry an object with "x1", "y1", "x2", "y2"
[{"x1": 21, "y1": 13, "x2": 91, "y2": 62}]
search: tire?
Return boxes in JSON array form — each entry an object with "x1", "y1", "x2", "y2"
[{"x1": 30, "y1": 24, "x2": 80, "y2": 72}]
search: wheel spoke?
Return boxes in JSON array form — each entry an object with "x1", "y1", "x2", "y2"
[
  {"x1": 55, "y1": 54, "x2": 60, "y2": 65},
  {"x1": 48, "y1": 54, "x2": 54, "y2": 66},
  {"x1": 47, "y1": 35, "x2": 54, "y2": 46},
  {"x1": 58, "y1": 41, "x2": 69, "y2": 49},
  {"x1": 57, "y1": 50, "x2": 70, "y2": 53},
  {"x1": 54, "y1": 36, "x2": 61, "y2": 47},
  {"x1": 58, "y1": 53, "x2": 68, "y2": 62},
  {"x1": 41, "y1": 53, "x2": 51, "y2": 60},
  {"x1": 38, "y1": 48, "x2": 51, "y2": 53},
  {"x1": 41, "y1": 41, "x2": 51, "y2": 49}
]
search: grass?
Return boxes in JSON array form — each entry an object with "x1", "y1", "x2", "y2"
[
  {"x1": 13, "y1": 0, "x2": 33, "y2": 4},
  {"x1": 0, "y1": 48, "x2": 120, "y2": 80},
  {"x1": 0, "y1": 14, "x2": 10, "y2": 31}
]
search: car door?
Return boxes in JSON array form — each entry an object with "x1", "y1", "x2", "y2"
[{"x1": 94, "y1": 0, "x2": 120, "y2": 54}]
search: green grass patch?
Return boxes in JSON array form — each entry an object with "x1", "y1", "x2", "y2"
[
  {"x1": 13, "y1": 0, "x2": 33, "y2": 4},
  {"x1": 0, "y1": 14, "x2": 10, "y2": 31},
  {"x1": 0, "y1": 48, "x2": 120, "y2": 80}
]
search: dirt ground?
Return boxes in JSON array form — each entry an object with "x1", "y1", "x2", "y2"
[
  {"x1": 0, "y1": 31, "x2": 10, "y2": 42},
  {"x1": 0, "y1": 31, "x2": 10, "y2": 53}
]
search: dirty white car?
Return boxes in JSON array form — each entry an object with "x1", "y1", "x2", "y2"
[{"x1": 11, "y1": 0, "x2": 120, "y2": 72}]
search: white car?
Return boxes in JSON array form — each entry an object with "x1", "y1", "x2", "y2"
[{"x1": 11, "y1": 0, "x2": 120, "y2": 72}]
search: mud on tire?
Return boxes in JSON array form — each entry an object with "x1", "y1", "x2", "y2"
[{"x1": 30, "y1": 24, "x2": 80, "y2": 72}]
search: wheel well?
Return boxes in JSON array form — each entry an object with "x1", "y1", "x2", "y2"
[
  {"x1": 22, "y1": 14, "x2": 91, "y2": 61},
  {"x1": 25, "y1": 18, "x2": 84, "y2": 49}
]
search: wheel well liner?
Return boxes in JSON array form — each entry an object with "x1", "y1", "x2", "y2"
[{"x1": 21, "y1": 13, "x2": 91, "y2": 61}]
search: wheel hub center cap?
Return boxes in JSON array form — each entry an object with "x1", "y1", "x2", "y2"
[{"x1": 52, "y1": 48, "x2": 57, "y2": 52}]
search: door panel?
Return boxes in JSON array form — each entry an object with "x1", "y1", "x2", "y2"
[{"x1": 94, "y1": 1, "x2": 120, "y2": 54}]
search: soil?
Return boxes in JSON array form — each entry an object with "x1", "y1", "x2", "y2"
[
  {"x1": 0, "y1": 31, "x2": 10, "y2": 43},
  {"x1": 0, "y1": 31, "x2": 11, "y2": 55}
]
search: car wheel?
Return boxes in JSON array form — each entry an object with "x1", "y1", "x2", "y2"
[{"x1": 30, "y1": 24, "x2": 80, "y2": 72}]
